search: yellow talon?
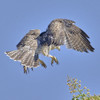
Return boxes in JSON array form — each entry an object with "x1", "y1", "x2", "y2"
[
  {"x1": 56, "y1": 46, "x2": 60, "y2": 51},
  {"x1": 51, "y1": 56, "x2": 59, "y2": 65},
  {"x1": 39, "y1": 59, "x2": 47, "y2": 68},
  {"x1": 23, "y1": 66, "x2": 29, "y2": 74}
]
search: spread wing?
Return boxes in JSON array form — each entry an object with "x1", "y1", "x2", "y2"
[
  {"x1": 46, "y1": 19, "x2": 94, "y2": 52},
  {"x1": 5, "y1": 29, "x2": 40, "y2": 70}
]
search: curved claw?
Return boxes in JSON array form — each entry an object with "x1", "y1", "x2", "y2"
[
  {"x1": 51, "y1": 56, "x2": 59, "y2": 65},
  {"x1": 39, "y1": 59, "x2": 47, "y2": 68},
  {"x1": 56, "y1": 46, "x2": 60, "y2": 51},
  {"x1": 23, "y1": 66, "x2": 29, "y2": 74}
]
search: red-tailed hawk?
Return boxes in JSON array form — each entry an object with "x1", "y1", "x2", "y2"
[{"x1": 5, "y1": 19, "x2": 94, "y2": 73}]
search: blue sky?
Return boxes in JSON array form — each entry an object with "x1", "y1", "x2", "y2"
[{"x1": 0, "y1": 0, "x2": 100, "y2": 100}]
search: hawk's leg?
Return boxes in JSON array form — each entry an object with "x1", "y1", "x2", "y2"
[
  {"x1": 23, "y1": 59, "x2": 46, "y2": 74},
  {"x1": 48, "y1": 55, "x2": 59, "y2": 65},
  {"x1": 43, "y1": 51, "x2": 59, "y2": 65},
  {"x1": 42, "y1": 47, "x2": 59, "y2": 65},
  {"x1": 39, "y1": 59, "x2": 47, "y2": 68},
  {"x1": 23, "y1": 66, "x2": 29, "y2": 74},
  {"x1": 56, "y1": 46, "x2": 60, "y2": 51},
  {"x1": 50, "y1": 46, "x2": 60, "y2": 51},
  {"x1": 23, "y1": 66, "x2": 33, "y2": 74}
]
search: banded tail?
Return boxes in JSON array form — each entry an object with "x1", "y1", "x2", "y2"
[{"x1": 5, "y1": 48, "x2": 39, "y2": 73}]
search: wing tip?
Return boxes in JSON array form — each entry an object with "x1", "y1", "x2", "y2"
[{"x1": 89, "y1": 47, "x2": 95, "y2": 52}]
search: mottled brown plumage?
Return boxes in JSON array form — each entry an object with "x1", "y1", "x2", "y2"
[
  {"x1": 5, "y1": 30, "x2": 42, "y2": 73},
  {"x1": 5, "y1": 18, "x2": 94, "y2": 73},
  {"x1": 46, "y1": 19, "x2": 94, "y2": 52}
]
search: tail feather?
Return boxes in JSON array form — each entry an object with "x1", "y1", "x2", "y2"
[
  {"x1": 5, "y1": 50, "x2": 20, "y2": 60},
  {"x1": 21, "y1": 52, "x2": 31, "y2": 65},
  {"x1": 24, "y1": 54, "x2": 33, "y2": 66},
  {"x1": 22, "y1": 54, "x2": 39, "y2": 67},
  {"x1": 25, "y1": 54, "x2": 34, "y2": 67},
  {"x1": 21, "y1": 53, "x2": 35, "y2": 67},
  {"x1": 14, "y1": 50, "x2": 27, "y2": 61},
  {"x1": 5, "y1": 49, "x2": 39, "y2": 68}
]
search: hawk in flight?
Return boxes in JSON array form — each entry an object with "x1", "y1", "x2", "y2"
[{"x1": 5, "y1": 19, "x2": 94, "y2": 73}]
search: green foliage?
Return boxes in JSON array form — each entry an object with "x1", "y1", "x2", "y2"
[
  {"x1": 85, "y1": 95, "x2": 100, "y2": 100},
  {"x1": 67, "y1": 76, "x2": 100, "y2": 100}
]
